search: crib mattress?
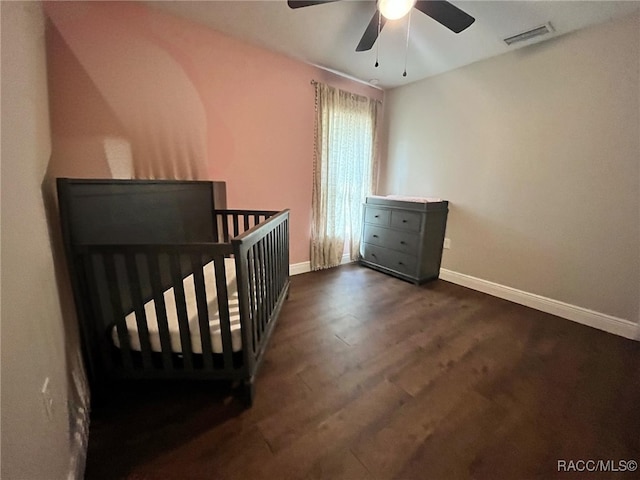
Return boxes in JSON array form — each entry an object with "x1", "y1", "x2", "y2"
[{"x1": 111, "y1": 258, "x2": 242, "y2": 354}]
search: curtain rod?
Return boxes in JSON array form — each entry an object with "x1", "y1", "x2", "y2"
[{"x1": 310, "y1": 79, "x2": 382, "y2": 103}]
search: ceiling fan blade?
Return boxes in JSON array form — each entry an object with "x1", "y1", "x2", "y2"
[
  {"x1": 356, "y1": 11, "x2": 387, "y2": 52},
  {"x1": 414, "y1": 0, "x2": 475, "y2": 33},
  {"x1": 287, "y1": 0, "x2": 341, "y2": 8}
]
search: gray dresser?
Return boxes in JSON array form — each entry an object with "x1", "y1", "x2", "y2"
[{"x1": 360, "y1": 196, "x2": 449, "y2": 284}]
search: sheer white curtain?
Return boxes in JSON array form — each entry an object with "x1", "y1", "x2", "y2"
[{"x1": 311, "y1": 82, "x2": 379, "y2": 270}]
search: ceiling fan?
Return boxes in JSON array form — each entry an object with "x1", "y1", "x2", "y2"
[{"x1": 287, "y1": 0, "x2": 475, "y2": 52}]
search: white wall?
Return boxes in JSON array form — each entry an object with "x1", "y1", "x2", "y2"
[
  {"x1": 381, "y1": 14, "x2": 639, "y2": 326},
  {"x1": 1, "y1": 2, "x2": 76, "y2": 478}
]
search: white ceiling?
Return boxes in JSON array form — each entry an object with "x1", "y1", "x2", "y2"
[{"x1": 147, "y1": 1, "x2": 640, "y2": 89}]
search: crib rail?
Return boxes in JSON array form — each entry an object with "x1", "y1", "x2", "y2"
[
  {"x1": 232, "y1": 209, "x2": 290, "y2": 378},
  {"x1": 214, "y1": 209, "x2": 279, "y2": 243},
  {"x1": 77, "y1": 243, "x2": 244, "y2": 380},
  {"x1": 72, "y1": 208, "x2": 289, "y2": 385}
]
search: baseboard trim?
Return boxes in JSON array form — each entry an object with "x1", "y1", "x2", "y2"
[
  {"x1": 289, "y1": 261, "x2": 311, "y2": 276},
  {"x1": 290, "y1": 254, "x2": 353, "y2": 276},
  {"x1": 439, "y1": 269, "x2": 638, "y2": 341}
]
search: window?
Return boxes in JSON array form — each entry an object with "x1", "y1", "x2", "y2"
[{"x1": 311, "y1": 83, "x2": 379, "y2": 270}]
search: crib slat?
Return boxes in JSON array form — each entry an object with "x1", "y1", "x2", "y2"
[
  {"x1": 213, "y1": 212, "x2": 220, "y2": 243},
  {"x1": 282, "y1": 222, "x2": 288, "y2": 287},
  {"x1": 279, "y1": 225, "x2": 284, "y2": 287},
  {"x1": 247, "y1": 249, "x2": 257, "y2": 354},
  {"x1": 222, "y1": 214, "x2": 230, "y2": 243},
  {"x1": 268, "y1": 230, "x2": 277, "y2": 313},
  {"x1": 274, "y1": 224, "x2": 284, "y2": 292},
  {"x1": 213, "y1": 256, "x2": 234, "y2": 370},
  {"x1": 262, "y1": 236, "x2": 272, "y2": 333},
  {"x1": 191, "y1": 254, "x2": 213, "y2": 370},
  {"x1": 265, "y1": 233, "x2": 274, "y2": 317},
  {"x1": 262, "y1": 239, "x2": 270, "y2": 332},
  {"x1": 252, "y1": 243, "x2": 262, "y2": 345},
  {"x1": 147, "y1": 253, "x2": 174, "y2": 371},
  {"x1": 272, "y1": 228, "x2": 279, "y2": 295},
  {"x1": 273, "y1": 226, "x2": 280, "y2": 292},
  {"x1": 83, "y1": 253, "x2": 114, "y2": 373},
  {"x1": 286, "y1": 220, "x2": 290, "y2": 280},
  {"x1": 262, "y1": 235, "x2": 270, "y2": 321},
  {"x1": 271, "y1": 228, "x2": 278, "y2": 295},
  {"x1": 103, "y1": 253, "x2": 134, "y2": 372},
  {"x1": 257, "y1": 240, "x2": 267, "y2": 340},
  {"x1": 278, "y1": 223, "x2": 289, "y2": 285},
  {"x1": 283, "y1": 223, "x2": 288, "y2": 285},
  {"x1": 243, "y1": 215, "x2": 250, "y2": 232},
  {"x1": 232, "y1": 214, "x2": 240, "y2": 238},
  {"x1": 124, "y1": 252, "x2": 154, "y2": 370},
  {"x1": 170, "y1": 253, "x2": 194, "y2": 371}
]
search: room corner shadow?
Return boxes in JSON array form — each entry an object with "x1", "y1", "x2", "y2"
[{"x1": 84, "y1": 379, "x2": 246, "y2": 480}]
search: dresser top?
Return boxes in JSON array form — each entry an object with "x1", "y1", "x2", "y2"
[{"x1": 365, "y1": 196, "x2": 449, "y2": 212}]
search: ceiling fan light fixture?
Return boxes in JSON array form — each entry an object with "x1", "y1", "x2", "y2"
[{"x1": 377, "y1": 0, "x2": 416, "y2": 20}]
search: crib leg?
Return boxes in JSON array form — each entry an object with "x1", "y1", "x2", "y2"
[{"x1": 243, "y1": 377, "x2": 255, "y2": 408}]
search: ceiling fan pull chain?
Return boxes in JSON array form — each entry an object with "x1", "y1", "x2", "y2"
[
  {"x1": 375, "y1": 10, "x2": 381, "y2": 68},
  {"x1": 403, "y1": 10, "x2": 412, "y2": 77}
]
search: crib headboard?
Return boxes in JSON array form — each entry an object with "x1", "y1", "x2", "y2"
[{"x1": 57, "y1": 178, "x2": 226, "y2": 246}]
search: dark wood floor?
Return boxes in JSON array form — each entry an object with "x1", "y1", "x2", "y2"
[{"x1": 85, "y1": 264, "x2": 640, "y2": 480}]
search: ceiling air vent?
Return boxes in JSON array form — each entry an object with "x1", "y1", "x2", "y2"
[{"x1": 503, "y1": 23, "x2": 554, "y2": 46}]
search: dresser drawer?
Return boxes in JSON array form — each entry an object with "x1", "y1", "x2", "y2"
[
  {"x1": 363, "y1": 224, "x2": 420, "y2": 255},
  {"x1": 364, "y1": 207, "x2": 390, "y2": 226},
  {"x1": 361, "y1": 242, "x2": 386, "y2": 265},
  {"x1": 361, "y1": 243, "x2": 418, "y2": 277},
  {"x1": 390, "y1": 210, "x2": 422, "y2": 232},
  {"x1": 362, "y1": 224, "x2": 392, "y2": 249},
  {"x1": 386, "y1": 249, "x2": 418, "y2": 277}
]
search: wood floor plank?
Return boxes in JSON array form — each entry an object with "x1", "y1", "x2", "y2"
[
  {"x1": 256, "y1": 379, "x2": 410, "y2": 479},
  {"x1": 302, "y1": 449, "x2": 373, "y2": 480}
]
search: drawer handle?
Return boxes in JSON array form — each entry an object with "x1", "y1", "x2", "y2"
[
  {"x1": 398, "y1": 261, "x2": 404, "y2": 266},
  {"x1": 374, "y1": 215, "x2": 380, "y2": 218},
  {"x1": 371, "y1": 253, "x2": 377, "y2": 257},
  {"x1": 402, "y1": 219, "x2": 407, "y2": 223},
  {"x1": 400, "y1": 241, "x2": 406, "y2": 245},
  {"x1": 372, "y1": 234, "x2": 379, "y2": 238}
]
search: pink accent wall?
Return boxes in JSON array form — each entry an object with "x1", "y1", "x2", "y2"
[{"x1": 44, "y1": 1, "x2": 383, "y2": 264}]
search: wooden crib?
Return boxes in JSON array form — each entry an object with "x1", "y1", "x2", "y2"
[{"x1": 58, "y1": 178, "x2": 290, "y2": 406}]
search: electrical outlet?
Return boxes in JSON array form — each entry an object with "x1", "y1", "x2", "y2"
[
  {"x1": 443, "y1": 238, "x2": 451, "y2": 249},
  {"x1": 41, "y1": 377, "x2": 54, "y2": 420}
]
